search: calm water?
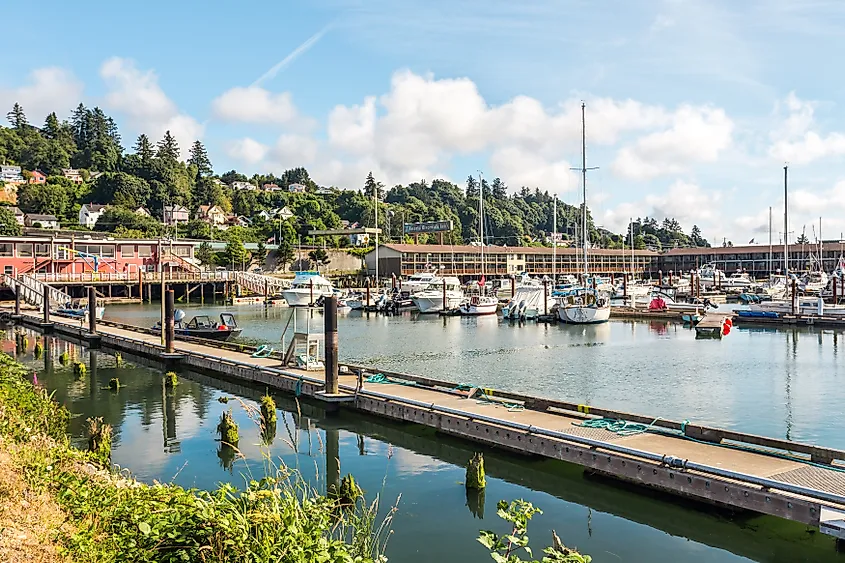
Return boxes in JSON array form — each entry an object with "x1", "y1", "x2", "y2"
[{"x1": 3, "y1": 307, "x2": 844, "y2": 562}]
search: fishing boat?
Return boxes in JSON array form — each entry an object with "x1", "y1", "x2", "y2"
[
  {"x1": 634, "y1": 291, "x2": 718, "y2": 313},
  {"x1": 459, "y1": 294, "x2": 499, "y2": 316},
  {"x1": 55, "y1": 299, "x2": 105, "y2": 321},
  {"x1": 152, "y1": 311, "x2": 242, "y2": 341},
  {"x1": 411, "y1": 278, "x2": 464, "y2": 314},
  {"x1": 282, "y1": 272, "x2": 334, "y2": 306},
  {"x1": 556, "y1": 103, "x2": 611, "y2": 325}
]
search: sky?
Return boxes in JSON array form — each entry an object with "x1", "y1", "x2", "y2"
[{"x1": 3, "y1": 0, "x2": 845, "y2": 245}]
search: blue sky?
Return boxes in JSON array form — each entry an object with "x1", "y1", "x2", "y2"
[{"x1": 4, "y1": 0, "x2": 845, "y2": 244}]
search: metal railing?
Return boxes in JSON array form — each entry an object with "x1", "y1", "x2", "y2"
[
  {"x1": 233, "y1": 271, "x2": 291, "y2": 295},
  {"x1": 30, "y1": 271, "x2": 237, "y2": 284},
  {"x1": 2, "y1": 274, "x2": 71, "y2": 309}
]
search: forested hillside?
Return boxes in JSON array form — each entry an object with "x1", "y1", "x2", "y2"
[{"x1": 0, "y1": 102, "x2": 709, "y2": 256}]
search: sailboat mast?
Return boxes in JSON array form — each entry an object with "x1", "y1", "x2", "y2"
[
  {"x1": 630, "y1": 217, "x2": 634, "y2": 276},
  {"x1": 768, "y1": 206, "x2": 772, "y2": 276},
  {"x1": 581, "y1": 102, "x2": 588, "y2": 279},
  {"x1": 552, "y1": 195, "x2": 557, "y2": 283},
  {"x1": 783, "y1": 165, "x2": 789, "y2": 278},
  {"x1": 478, "y1": 173, "x2": 484, "y2": 279},
  {"x1": 819, "y1": 216, "x2": 823, "y2": 271}
]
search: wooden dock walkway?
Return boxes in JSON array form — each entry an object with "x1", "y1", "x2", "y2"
[{"x1": 13, "y1": 312, "x2": 845, "y2": 543}]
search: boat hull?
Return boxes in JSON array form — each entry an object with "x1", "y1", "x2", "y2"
[
  {"x1": 283, "y1": 289, "x2": 332, "y2": 307},
  {"x1": 55, "y1": 306, "x2": 105, "y2": 321},
  {"x1": 412, "y1": 294, "x2": 463, "y2": 314},
  {"x1": 458, "y1": 302, "x2": 498, "y2": 316},
  {"x1": 558, "y1": 305, "x2": 610, "y2": 324}
]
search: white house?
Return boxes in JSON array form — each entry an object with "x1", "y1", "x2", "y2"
[
  {"x1": 25, "y1": 214, "x2": 59, "y2": 229},
  {"x1": 8, "y1": 206, "x2": 24, "y2": 226},
  {"x1": 79, "y1": 203, "x2": 108, "y2": 228},
  {"x1": 61, "y1": 168, "x2": 84, "y2": 184},
  {"x1": 288, "y1": 183, "x2": 306, "y2": 193},
  {"x1": 197, "y1": 204, "x2": 226, "y2": 227},
  {"x1": 135, "y1": 207, "x2": 151, "y2": 217},
  {"x1": 0, "y1": 166, "x2": 24, "y2": 184},
  {"x1": 231, "y1": 181, "x2": 256, "y2": 191},
  {"x1": 163, "y1": 204, "x2": 189, "y2": 226}
]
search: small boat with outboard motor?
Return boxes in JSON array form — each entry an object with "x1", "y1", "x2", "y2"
[
  {"x1": 55, "y1": 299, "x2": 105, "y2": 321},
  {"x1": 152, "y1": 310, "x2": 242, "y2": 341}
]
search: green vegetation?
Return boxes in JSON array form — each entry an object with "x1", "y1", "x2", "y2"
[
  {"x1": 478, "y1": 500, "x2": 590, "y2": 562},
  {"x1": 1, "y1": 101, "x2": 708, "y2": 252},
  {"x1": 260, "y1": 394, "x2": 277, "y2": 424},
  {"x1": 466, "y1": 452, "x2": 486, "y2": 489},
  {"x1": 59, "y1": 351, "x2": 70, "y2": 365},
  {"x1": 72, "y1": 361, "x2": 86, "y2": 379},
  {"x1": 0, "y1": 352, "x2": 397, "y2": 562},
  {"x1": 164, "y1": 371, "x2": 178, "y2": 388},
  {"x1": 217, "y1": 409, "x2": 239, "y2": 444},
  {"x1": 108, "y1": 377, "x2": 120, "y2": 390},
  {"x1": 85, "y1": 416, "x2": 112, "y2": 465}
]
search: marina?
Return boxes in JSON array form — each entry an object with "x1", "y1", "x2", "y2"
[{"x1": 8, "y1": 294, "x2": 845, "y2": 554}]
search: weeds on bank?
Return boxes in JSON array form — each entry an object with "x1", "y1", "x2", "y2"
[{"x1": 0, "y1": 352, "x2": 396, "y2": 562}]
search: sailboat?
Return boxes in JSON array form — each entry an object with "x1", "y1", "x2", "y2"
[
  {"x1": 557, "y1": 103, "x2": 611, "y2": 324},
  {"x1": 460, "y1": 173, "x2": 499, "y2": 316}
]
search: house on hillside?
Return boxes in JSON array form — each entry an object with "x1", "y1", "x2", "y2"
[
  {"x1": 262, "y1": 183, "x2": 282, "y2": 192},
  {"x1": 225, "y1": 214, "x2": 252, "y2": 228},
  {"x1": 257, "y1": 207, "x2": 295, "y2": 222},
  {"x1": 316, "y1": 187, "x2": 334, "y2": 195},
  {"x1": 231, "y1": 181, "x2": 255, "y2": 191},
  {"x1": 197, "y1": 204, "x2": 226, "y2": 227},
  {"x1": 28, "y1": 170, "x2": 47, "y2": 184},
  {"x1": 79, "y1": 203, "x2": 108, "y2": 228},
  {"x1": 288, "y1": 183, "x2": 306, "y2": 193},
  {"x1": 135, "y1": 206, "x2": 151, "y2": 217},
  {"x1": 61, "y1": 168, "x2": 84, "y2": 184},
  {"x1": 163, "y1": 204, "x2": 189, "y2": 226},
  {"x1": 9, "y1": 207, "x2": 24, "y2": 226},
  {"x1": 0, "y1": 166, "x2": 24, "y2": 184},
  {"x1": 25, "y1": 214, "x2": 59, "y2": 229}
]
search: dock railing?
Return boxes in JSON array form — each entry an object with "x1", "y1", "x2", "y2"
[{"x1": 3, "y1": 274, "x2": 72, "y2": 310}]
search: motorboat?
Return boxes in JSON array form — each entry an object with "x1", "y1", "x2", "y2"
[
  {"x1": 556, "y1": 287, "x2": 610, "y2": 324},
  {"x1": 633, "y1": 291, "x2": 718, "y2": 313},
  {"x1": 721, "y1": 272, "x2": 754, "y2": 290},
  {"x1": 282, "y1": 272, "x2": 335, "y2": 306},
  {"x1": 401, "y1": 271, "x2": 443, "y2": 294},
  {"x1": 696, "y1": 263, "x2": 728, "y2": 288},
  {"x1": 502, "y1": 284, "x2": 554, "y2": 320},
  {"x1": 748, "y1": 296, "x2": 845, "y2": 317},
  {"x1": 458, "y1": 294, "x2": 499, "y2": 316},
  {"x1": 55, "y1": 299, "x2": 105, "y2": 321},
  {"x1": 152, "y1": 311, "x2": 242, "y2": 341},
  {"x1": 411, "y1": 277, "x2": 464, "y2": 314},
  {"x1": 800, "y1": 271, "x2": 829, "y2": 295},
  {"x1": 613, "y1": 279, "x2": 652, "y2": 299}
]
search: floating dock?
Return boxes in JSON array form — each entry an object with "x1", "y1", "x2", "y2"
[{"x1": 13, "y1": 312, "x2": 845, "y2": 547}]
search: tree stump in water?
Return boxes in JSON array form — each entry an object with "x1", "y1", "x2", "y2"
[{"x1": 466, "y1": 452, "x2": 486, "y2": 490}]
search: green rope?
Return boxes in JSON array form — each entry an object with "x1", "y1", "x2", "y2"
[
  {"x1": 251, "y1": 345, "x2": 274, "y2": 358},
  {"x1": 574, "y1": 417, "x2": 660, "y2": 437},
  {"x1": 364, "y1": 373, "x2": 417, "y2": 386}
]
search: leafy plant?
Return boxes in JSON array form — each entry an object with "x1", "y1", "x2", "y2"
[{"x1": 478, "y1": 500, "x2": 591, "y2": 563}]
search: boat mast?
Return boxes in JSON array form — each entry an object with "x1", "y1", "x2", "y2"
[
  {"x1": 768, "y1": 206, "x2": 772, "y2": 277},
  {"x1": 478, "y1": 172, "x2": 484, "y2": 281},
  {"x1": 819, "y1": 216, "x2": 823, "y2": 271},
  {"x1": 374, "y1": 182, "x2": 379, "y2": 286},
  {"x1": 581, "y1": 102, "x2": 588, "y2": 280},
  {"x1": 552, "y1": 194, "x2": 557, "y2": 284},
  {"x1": 783, "y1": 165, "x2": 788, "y2": 278},
  {"x1": 630, "y1": 217, "x2": 634, "y2": 277}
]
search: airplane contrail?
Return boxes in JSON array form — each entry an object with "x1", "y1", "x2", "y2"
[{"x1": 251, "y1": 24, "x2": 332, "y2": 87}]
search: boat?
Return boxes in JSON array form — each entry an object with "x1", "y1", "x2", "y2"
[
  {"x1": 412, "y1": 277, "x2": 464, "y2": 314},
  {"x1": 696, "y1": 263, "x2": 728, "y2": 289},
  {"x1": 800, "y1": 270, "x2": 829, "y2": 295},
  {"x1": 458, "y1": 294, "x2": 499, "y2": 316},
  {"x1": 557, "y1": 287, "x2": 611, "y2": 324},
  {"x1": 401, "y1": 271, "x2": 443, "y2": 294},
  {"x1": 556, "y1": 103, "x2": 611, "y2": 325},
  {"x1": 634, "y1": 291, "x2": 719, "y2": 313},
  {"x1": 152, "y1": 311, "x2": 242, "y2": 341},
  {"x1": 736, "y1": 310, "x2": 779, "y2": 319},
  {"x1": 282, "y1": 272, "x2": 335, "y2": 306},
  {"x1": 55, "y1": 299, "x2": 105, "y2": 321},
  {"x1": 614, "y1": 279, "x2": 652, "y2": 299},
  {"x1": 681, "y1": 311, "x2": 703, "y2": 324},
  {"x1": 502, "y1": 284, "x2": 554, "y2": 320},
  {"x1": 720, "y1": 272, "x2": 755, "y2": 290},
  {"x1": 748, "y1": 296, "x2": 845, "y2": 317}
]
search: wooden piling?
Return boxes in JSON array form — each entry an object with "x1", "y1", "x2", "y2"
[
  {"x1": 43, "y1": 285, "x2": 50, "y2": 323},
  {"x1": 88, "y1": 286, "x2": 97, "y2": 335},
  {"x1": 324, "y1": 295, "x2": 339, "y2": 394},
  {"x1": 14, "y1": 285, "x2": 20, "y2": 316},
  {"x1": 165, "y1": 289, "x2": 175, "y2": 354},
  {"x1": 791, "y1": 279, "x2": 797, "y2": 316}
]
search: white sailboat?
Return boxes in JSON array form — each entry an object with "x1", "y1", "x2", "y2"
[
  {"x1": 460, "y1": 173, "x2": 498, "y2": 316},
  {"x1": 557, "y1": 102, "x2": 610, "y2": 324}
]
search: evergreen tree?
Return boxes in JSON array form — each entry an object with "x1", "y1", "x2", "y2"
[
  {"x1": 0, "y1": 207, "x2": 22, "y2": 236},
  {"x1": 491, "y1": 177, "x2": 508, "y2": 199},
  {"x1": 156, "y1": 131, "x2": 180, "y2": 161},
  {"x1": 187, "y1": 140, "x2": 212, "y2": 177},
  {"x1": 7, "y1": 103, "x2": 27, "y2": 129},
  {"x1": 43, "y1": 112, "x2": 61, "y2": 140},
  {"x1": 466, "y1": 175, "x2": 479, "y2": 198},
  {"x1": 363, "y1": 171, "x2": 383, "y2": 199},
  {"x1": 133, "y1": 134, "x2": 155, "y2": 163},
  {"x1": 70, "y1": 103, "x2": 88, "y2": 147},
  {"x1": 196, "y1": 241, "x2": 215, "y2": 266}
]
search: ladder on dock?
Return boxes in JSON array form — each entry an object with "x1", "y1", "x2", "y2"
[
  {"x1": 234, "y1": 272, "x2": 291, "y2": 296},
  {"x1": 3, "y1": 274, "x2": 72, "y2": 310}
]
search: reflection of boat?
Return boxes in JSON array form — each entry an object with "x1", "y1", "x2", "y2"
[
  {"x1": 681, "y1": 312, "x2": 702, "y2": 324},
  {"x1": 411, "y1": 278, "x2": 464, "y2": 314},
  {"x1": 458, "y1": 295, "x2": 499, "y2": 316},
  {"x1": 152, "y1": 311, "x2": 242, "y2": 341},
  {"x1": 282, "y1": 272, "x2": 334, "y2": 306},
  {"x1": 55, "y1": 300, "x2": 105, "y2": 320}
]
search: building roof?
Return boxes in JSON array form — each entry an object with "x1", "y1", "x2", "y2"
[
  {"x1": 164, "y1": 204, "x2": 189, "y2": 212},
  {"x1": 9, "y1": 206, "x2": 23, "y2": 216},
  {"x1": 26, "y1": 214, "x2": 58, "y2": 221},
  {"x1": 82, "y1": 203, "x2": 108, "y2": 212},
  {"x1": 375, "y1": 243, "x2": 659, "y2": 256},
  {"x1": 663, "y1": 242, "x2": 845, "y2": 256}
]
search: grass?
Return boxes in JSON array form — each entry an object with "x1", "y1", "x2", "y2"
[{"x1": 0, "y1": 352, "x2": 398, "y2": 563}]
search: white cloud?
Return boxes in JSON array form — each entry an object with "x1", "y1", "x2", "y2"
[
  {"x1": 226, "y1": 138, "x2": 269, "y2": 165},
  {"x1": 602, "y1": 180, "x2": 720, "y2": 234},
  {"x1": 650, "y1": 14, "x2": 675, "y2": 32},
  {"x1": 270, "y1": 134, "x2": 318, "y2": 166},
  {"x1": 768, "y1": 92, "x2": 845, "y2": 164},
  {"x1": 327, "y1": 96, "x2": 377, "y2": 154},
  {"x1": 100, "y1": 57, "x2": 203, "y2": 158},
  {"x1": 611, "y1": 106, "x2": 734, "y2": 180},
  {"x1": 211, "y1": 87, "x2": 298, "y2": 124},
  {"x1": 0, "y1": 67, "x2": 83, "y2": 122},
  {"x1": 489, "y1": 146, "x2": 577, "y2": 191}
]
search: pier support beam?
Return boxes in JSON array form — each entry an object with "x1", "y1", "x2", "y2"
[
  {"x1": 165, "y1": 289, "x2": 175, "y2": 354},
  {"x1": 88, "y1": 286, "x2": 97, "y2": 336},
  {"x1": 325, "y1": 295, "x2": 339, "y2": 394},
  {"x1": 13, "y1": 285, "x2": 21, "y2": 319},
  {"x1": 43, "y1": 286, "x2": 50, "y2": 324}
]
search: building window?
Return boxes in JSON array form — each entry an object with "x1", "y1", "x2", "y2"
[
  {"x1": 17, "y1": 243, "x2": 33, "y2": 257},
  {"x1": 101, "y1": 246, "x2": 115, "y2": 258},
  {"x1": 0, "y1": 244, "x2": 11, "y2": 257},
  {"x1": 35, "y1": 244, "x2": 49, "y2": 257},
  {"x1": 3, "y1": 266, "x2": 12, "y2": 276},
  {"x1": 138, "y1": 246, "x2": 152, "y2": 257},
  {"x1": 87, "y1": 245, "x2": 101, "y2": 256},
  {"x1": 174, "y1": 246, "x2": 190, "y2": 257},
  {"x1": 120, "y1": 245, "x2": 134, "y2": 258}
]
